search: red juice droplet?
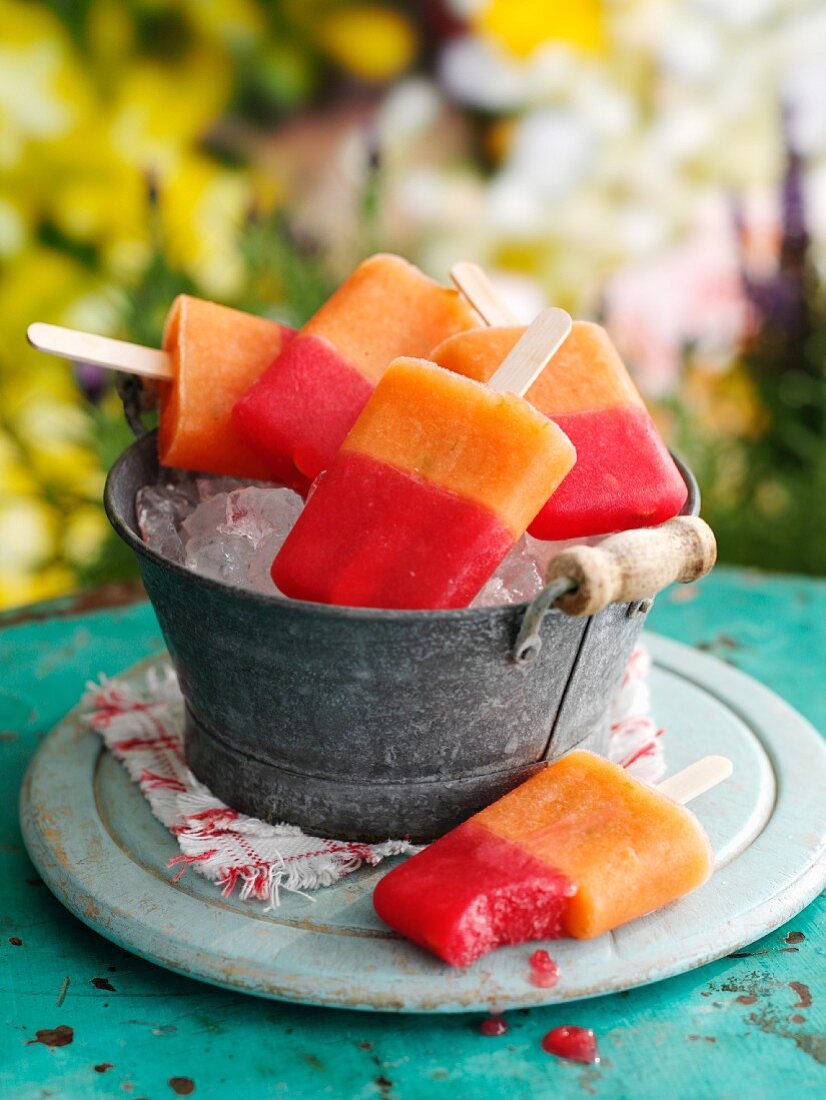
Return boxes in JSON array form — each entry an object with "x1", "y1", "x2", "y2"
[
  {"x1": 478, "y1": 1015, "x2": 509, "y2": 1037},
  {"x1": 529, "y1": 949, "x2": 560, "y2": 989},
  {"x1": 541, "y1": 1026, "x2": 599, "y2": 1064}
]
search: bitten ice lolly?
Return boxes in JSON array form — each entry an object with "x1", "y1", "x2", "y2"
[
  {"x1": 27, "y1": 297, "x2": 293, "y2": 480},
  {"x1": 431, "y1": 322, "x2": 687, "y2": 540},
  {"x1": 272, "y1": 311, "x2": 576, "y2": 609},
  {"x1": 373, "y1": 751, "x2": 720, "y2": 967},
  {"x1": 231, "y1": 254, "x2": 479, "y2": 492}
]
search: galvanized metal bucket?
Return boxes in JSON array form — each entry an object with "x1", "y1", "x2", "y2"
[{"x1": 104, "y1": 430, "x2": 699, "y2": 841}]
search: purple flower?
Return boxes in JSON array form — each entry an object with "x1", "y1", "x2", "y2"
[{"x1": 73, "y1": 360, "x2": 109, "y2": 404}]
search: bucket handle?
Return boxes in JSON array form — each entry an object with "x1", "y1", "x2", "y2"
[
  {"x1": 513, "y1": 516, "x2": 717, "y2": 665},
  {"x1": 115, "y1": 372, "x2": 155, "y2": 438}
]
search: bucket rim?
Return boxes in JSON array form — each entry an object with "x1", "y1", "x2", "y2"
[{"x1": 104, "y1": 430, "x2": 700, "y2": 624}]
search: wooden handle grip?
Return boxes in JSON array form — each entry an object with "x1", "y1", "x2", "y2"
[{"x1": 545, "y1": 516, "x2": 717, "y2": 617}]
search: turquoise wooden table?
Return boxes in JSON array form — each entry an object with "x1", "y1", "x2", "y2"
[{"x1": 1, "y1": 568, "x2": 824, "y2": 1098}]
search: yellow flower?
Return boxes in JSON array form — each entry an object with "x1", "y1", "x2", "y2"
[
  {"x1": 474, "y1": 0, "x2": 604, "y2": 59},
  {"x1": 0, "y1": 0, "x2": 91, "y2": 168},
  {"x1": 63, "y1": 505, "x2": 110, "y2": 568},
  {"x1": 0, "y1": 563, "x2": 75, "y2": 609},
  {"x1": 109, "y1": 52, "x2": 232, "y2": 177},
  {"x1": 43, "y1": 127, "x2": 149, "y2": 251},
  {"x1": 159, "y1": 154, "x2": 251, "y2": 297},
  {"x1": 0, "y1": 496, "x2": 57, "y2": 572},
  {"x1": 318, "y1": 6, "x2": 417, "y2": 82},
  {"x1": 180, "y1": 0, "x2": 266, "y2": 48},
  {"x1": 0, "y1": 430, "x2": 37, "y2": 496}
]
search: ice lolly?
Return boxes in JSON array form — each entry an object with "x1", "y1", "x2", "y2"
[
  {"x1": 373, "y1": 751, "x2": 723, "y2": 967},
  {"x1": 158, "y1": 296, "x2": 294, "y2": 478},
  {"x1": 27, "y1": 297, "x2": 294, "y2": 480},
  {"x1": 272, "y1": 311, "x2": 577, "y2": 609},
  {"x1": 231, "y1": 254, "x2": 479, "y2": 492},
  {"x1": 431, "y1": 322, "x2": 687, "y2": 540}
]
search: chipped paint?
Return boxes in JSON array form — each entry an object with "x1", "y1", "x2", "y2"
[
  {"x1": 747, "y1": 1006, "x2": 826, "y2": 1065},
  {"x1": 27, "y1": 1025, "x2": 74, "y2": 1048},
  {"x1": 790, "y1": 982, "x2": 813, "y2": 1009}
]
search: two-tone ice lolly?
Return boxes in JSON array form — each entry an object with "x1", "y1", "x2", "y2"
[
  {"x1": 28, "y1": 297, "x2": 294, "y2": 480},
  {"x1": 231, "y1": 254, "x2": 479, "y2": 493},
  {"x1": 431, "y1": 321, "x2": 687, "y2": 540},
  {"x1": 272, "y1": 310, "x2": 577, "y2": 610},
  {"x1": 373, "y1": 751, "x2": 726, "y2": 967}
]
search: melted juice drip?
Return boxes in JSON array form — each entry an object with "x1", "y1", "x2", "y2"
[
  {"x1": 541, "y1": 1026, "x2": 599, "y2": 1064},
  {"x1": 478, "y1": 1016, "x2": 509, "y2": 1037},
  {"x1": 529, "y1": 949, "x2": 560, "y2": 989}
]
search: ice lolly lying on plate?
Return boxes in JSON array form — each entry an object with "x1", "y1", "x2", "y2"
[
  {"x1": 373, "y1": 751, "x2": 729, "y2": 967},
  {"x1": 272, "y1": 310, "x2": 577, "y2": 609},
  {"x1": 432, "y1": 321, "x2": 687, "y2": 540},
  {"x1": 231, "y1": 254, "x2": 479, "y2": 493},
  {"x1": 27, "y1": 298, "x2": 293, "y2": 480}
]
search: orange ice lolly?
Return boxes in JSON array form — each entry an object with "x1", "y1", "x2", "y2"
[
  {"x1": 431, "y1": 322, "x2": 687, "y2": 539},
  {"x1": 158, "y1": 295, "x2": 294, "y2": 479},
  {"x1": 232, "y1": 254, "x2": 478, "y2": 492},
  {"x1": 373, "y1": 750, "x2": 715, "y2": 965}
]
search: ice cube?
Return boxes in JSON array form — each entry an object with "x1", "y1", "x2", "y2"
[
  {"x1": 221, "y1": 486, "x2": 303, "y2": 549},
  {"x1": 247, "y1": 530, "x2": 288, "y2": 596},
  {"x1": 136, "y1": 485, "x2": 195, "y2": 563},
  {"x1": 471, "y1": 537, "x2": 544, "y2": 607},
  {"x1": 180, "y1": 493, "x2": 231, "y2": 547},
  {"x1": 196, "y1": 475, "x2": 250, "y2": 502},
  {"x1": 181, "y1": 493, "x2": 256, "y2": 585},
  {"x1": 186, "y1": 536, "x2": 256, "y2": 586},
  {"x1": 525, "y1": 532, "x2": 607, "y2": 575}
]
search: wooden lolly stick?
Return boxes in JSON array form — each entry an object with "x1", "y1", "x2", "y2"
[
  {"x1": 658, "y1": 755, "x2": 733, "y2": 805},
  {"x1": 27, "y1": 322, "x2": 173, "y2": 381},
  {"x1": 450, "y1": 262, "x2": 520, "y2": 327},
  {"x1": 487, "y1": 307, "x2": 572, "y2": 397}
]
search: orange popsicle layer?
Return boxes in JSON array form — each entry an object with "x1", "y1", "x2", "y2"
[
  {"x1": 304, "y1": 254, "x2": 479, "y2": 384},
  {"x1": 475, "y1": 751, "x2": 713, "y2": 940},
  {"x1": 431, "y1": 322, "x2": 643, "y2": 415},
  {"x1": 159, "y1": 295, "x2": 293, "y2": 479},
  {"x1": 343, "y1": 357, "x2": 576, "y2": 537}
]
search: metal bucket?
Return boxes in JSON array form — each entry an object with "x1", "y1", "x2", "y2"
[{"x1": 104, "y1": 430, "x2": 699, "y2": 841}]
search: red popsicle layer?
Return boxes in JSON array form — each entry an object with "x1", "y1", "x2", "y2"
[
  {"x1": 372, "y1": 821, "x2": 575, "y2": 967},
  {"x1": 272, "y1": 451, "x2": 514, "y2": 609},
  {"x1": 231, "y1": 334, "x2": 372, "y2": 494}
]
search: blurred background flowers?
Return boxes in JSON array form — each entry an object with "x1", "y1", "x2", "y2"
[{"x1": 1, "y1": 0, "x2": 825, "y2": 608}]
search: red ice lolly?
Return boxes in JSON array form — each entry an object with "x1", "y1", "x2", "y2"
[
  {"x1": 272, "y1": 311, "x2": 576, "y2": 609},
  {"x1": 431, "y1": 322, "x2": 687, "y2": 539},
  {"x1": 231, "y1": 254, "x2": 478, "y2": 492},
  {"x1": 373, "y1": 751, "x2": 723, "y2": 967}
]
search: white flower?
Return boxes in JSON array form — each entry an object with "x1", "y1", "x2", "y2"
[{"x1": 439, "y1": 35, "x2": 530, "y2": 110}]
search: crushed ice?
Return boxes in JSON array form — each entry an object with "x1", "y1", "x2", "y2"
[
  {"x1": 137, "y1": 472, "x2": 303, "y2": 596},
  {"x1": 136, "y1": 472, "x2": 599, "y2": 606}
]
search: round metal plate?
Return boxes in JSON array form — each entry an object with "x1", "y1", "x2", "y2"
[{"x1": 19, "y1": 634, "x2": 826, "y2": 1013}]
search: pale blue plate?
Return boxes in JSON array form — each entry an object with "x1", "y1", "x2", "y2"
[{"x1": 19, "y1": 633, "x2": 826, "y2": 1013}]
